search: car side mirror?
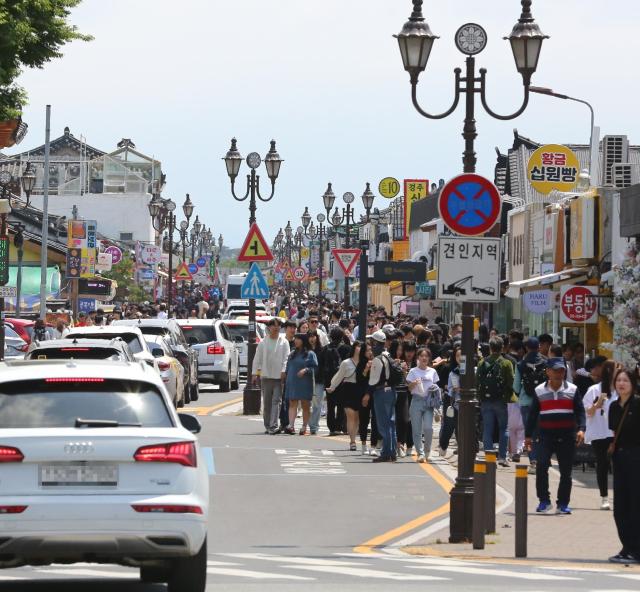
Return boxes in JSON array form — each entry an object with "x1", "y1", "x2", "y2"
[{"x1": 178, "y1": 413, "x2": 201, "y2": 434}]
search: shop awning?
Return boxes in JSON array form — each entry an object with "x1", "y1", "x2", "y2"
[{"x1": 505, "y1": 267, "x2": 589, "y2": 299}]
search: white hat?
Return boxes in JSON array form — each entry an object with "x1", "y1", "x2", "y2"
[
  {"x1": 371, "y1": 330, "x2": 387, "y2": 343},
  {"x1": 382, "y1": 323, "x2": 396, "y2": 332}
]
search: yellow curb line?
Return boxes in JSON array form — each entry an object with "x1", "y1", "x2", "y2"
[
  {"x1": 354, "y1": 459, "x2": 453, "y2": 554},
  {"x1": 185, "y1": 397, "x2": 244, "y2": 416}
]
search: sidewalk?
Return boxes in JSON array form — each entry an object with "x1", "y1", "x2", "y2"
[{"x1": 406, "y1": 449, "x2": 636, "y2": 567}]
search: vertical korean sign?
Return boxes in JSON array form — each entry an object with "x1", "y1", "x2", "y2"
[
  {"x1": 404, "y1": 179, "x2": 429, "y2": 239},
  {"x1": 67, "y1": 219, "x2": 97, "y2": 278},
  {"x1": 0, "y1": 236, "x2": 9, "y2": 286}
]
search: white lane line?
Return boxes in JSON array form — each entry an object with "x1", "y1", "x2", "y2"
[
  {"x1": 297, "y1": 449, "x2": 311, "y2": 455},
  {"x1": 611, "y1": 574, "x2": 640, "y2": 581},
  {"x1": 275, "y1": 449, "x2": 287, "y2": 454},
  {"x1": 206, "y1": 567, "x2": 313, "y2": 580},
  {"x1": 336, "y1": 552, "x2": 483, "y2": 567},
  {"x1": 220, "y1": 553, "x2": 367, "y2": 567},
  {"x1": 207, "y1": 560, "x2": 242, "y2": 566},
  {"x1": 0, "y1": 575, "x2": 27, "y2": 580},
  {"x1": 321, "y1": 450, "x2": 335, "y2": 455},
  {"x1": 280, "y1": 564, "x2": 448, "y2": 580},
  {"x1": 409, "y1": 565, "x2": 580, "y2": 581}
]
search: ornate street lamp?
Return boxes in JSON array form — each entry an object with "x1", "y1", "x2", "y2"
[{"x1": 395, "y1": 0, "x2": 547, "y2": 543}]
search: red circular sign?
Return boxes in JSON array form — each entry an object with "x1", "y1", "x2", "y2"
[
  {"x1": 438, "y1": 173, "x2": 501, "y2": 236},
  {"x1": 293, "y1": 267, "x2": 307, "y2": 282},
  {"x1": 561, "y1": 286, "x2": 598, "y2": 323}
]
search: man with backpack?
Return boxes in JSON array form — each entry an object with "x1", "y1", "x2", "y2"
[
  {"x1": 320, "y1": 327, "x2": 350, "y2": 436},
  {"x1": 514, "y1": 337, "x2": 548, "y2": 472},
  {"x1": 368, "y1": 330, "x2": 404, "y2": 463},
  {"x1": 477, "y1": 337, "x2": 514, "y2": 467}
]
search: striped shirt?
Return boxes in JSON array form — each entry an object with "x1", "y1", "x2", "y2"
[{"x1": 525, "y1": 380, "x2": 586, "y2": 436}]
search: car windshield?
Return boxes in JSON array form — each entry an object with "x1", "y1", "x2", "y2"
[
  {"x1": 0, "y1": 379, "x2": 172, "y2": 428},
  {"x1": 28, "y1": 347, "x2": 122, "y2": 360},
  {"x1": 180, "y1": 325, "x2": 216, "y2": 344},
  {"x1": 67, "y1": 333, "x2": 143, "y2": 354},
  {"x1": 225, "y1": 325, "x2": 248, "y2": 342}
]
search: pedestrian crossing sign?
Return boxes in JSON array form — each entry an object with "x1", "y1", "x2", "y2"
[
  {"x1": 174, "y1": 261, "x2": 193, "y2": 281},
  {"x1": 241, "y1": 263, "x2": 270, "y2": 300},
  {"x1": 238, "y1": 223, "x2": 274, "y2": 262}
]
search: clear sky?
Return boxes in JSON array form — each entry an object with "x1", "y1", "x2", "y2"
[{"x1": 10, "y1": 0, "x2": 640, "y2": 247}]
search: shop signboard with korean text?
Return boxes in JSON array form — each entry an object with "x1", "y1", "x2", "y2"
[
  {"x1": 404, "y1": 179, "x2": 429, "y2": 239},
  {"x1": 67, "y1": 219, "x2": 98, "y2": 278},
  {"x1": 560, "y1": 285, "x2": 598, "y2": 324},
  {"x1": 0, "y1": 237, "x2": 8, "y2": 285},
  {"x1": 436, "y1": 236, "x2": 501, "y2": 303},
  {"x1": 522, "y1": 290, "x2": 552, "y2": 314},
  {"x1": 527, "y1": 144, "x2": 580, "y2": 195}
]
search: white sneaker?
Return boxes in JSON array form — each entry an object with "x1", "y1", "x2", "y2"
[
  {"x1": 361, "y1": 443, "x2": 369, "y2": 455},
  {"x1": 601, "y1": 497, "x2": 611, "y2": 510},
  {"x1": 439, "y1": 447, "x2": 446, "y2": 457},
  {"x1": 417, "y1": 454, "x2": 426, "y2": 463},
  {"x1": 398, "y1": 447, "x2": 407, "y2": 458},
  {"x1": 370, "y1": 447, "x2": 380, "y2": 457}
]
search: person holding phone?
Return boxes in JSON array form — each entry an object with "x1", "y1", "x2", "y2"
[{"x1": 583, "y1": 360, "x2": 618, "y2": 510}]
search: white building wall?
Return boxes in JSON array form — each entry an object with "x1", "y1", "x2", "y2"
[{"x1": 30, "y1": 193, "x2": 155, "y2": 244}]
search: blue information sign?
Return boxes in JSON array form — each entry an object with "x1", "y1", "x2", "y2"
[
  {"x1": 196, "y1": 257, "x2": 207, "y2": 268},
  {"x1": 241, "y1": 263, "x2": 270, "y2": 300}
]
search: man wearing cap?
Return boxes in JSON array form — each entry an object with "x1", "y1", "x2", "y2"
[
  {"x1": 368, "y1": 330, "x2": 397, "y2": 462},
  {"x1": 525, "y1": 358, "x2": 586, "y2": 515}
]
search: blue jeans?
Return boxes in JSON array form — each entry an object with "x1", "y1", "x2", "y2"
[
  {"x1": 309, "y1": 383, "x2": 325, "y2": 433},
  {"x1": 373, "y1": 387, "x2": 397, "y2": 458},
  {"x1": 409, "y1": 396, "x2": 435, "y2": 456},
  {"x1": 520, "y1": 405, "x2": 538, "y2": 462},
  {"x1": 481, "y1": 399, "x2": 508, "y2": 460}
]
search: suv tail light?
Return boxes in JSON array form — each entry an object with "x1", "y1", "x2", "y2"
[
  {"x1": 207, "y1": 342, "x2": 225, "y2": 355},
  {"x1": 134, "y1": 442, "x2": 197, "y2": 467},
  {"x1": 0, "y1": 446, "x2": 23, "y2": 463},
  {"x1": 158, "y1": 361, "x2": 171, "y2": 372},
  {"x1": 0, "y1": 506, "x2": 27, "y2": 514},
  {"x1": 132, "y1": 504, "x2": 202, "y2": 515}
]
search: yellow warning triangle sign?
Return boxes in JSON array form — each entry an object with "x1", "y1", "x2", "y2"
[
  {"x1": 284, "y1": 268, "x2": 295, "y2": 281},
  {"x1": 174, "y1": 262, "x2": 193, "y2": 281},
  {"x1": 238, "y1": 223, "x2": 274, "y2": 262}
]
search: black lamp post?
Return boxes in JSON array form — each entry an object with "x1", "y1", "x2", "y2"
[
  {"x1": 149, "y1": 197, "x2": 177, "y2": 311},
  {"x1": 13, "y1": 223, "x2": 25, "y2": 319},
  {"x1": 357, "y1": 183, "x2": 375, "y2": 344},
  {"x1": 301, "y1": 207, "x2": 328, "y2": 298},
  {"x1": 224, "y1": 138, "x2": 283, "y2": 415},
  {"x1": 324, "y1": 183, "x2": 357, "y2": 307},
  {"x1": 396, "y1": 0, "x2": 547, "y2": 543}
]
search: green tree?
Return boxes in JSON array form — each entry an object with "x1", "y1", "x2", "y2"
[
  {"x1": 0, "y1": 0, "x2": 92, "y2": 119},
  {"x1": 102, "y1": 252, "x2": 148, "y2": 303}
]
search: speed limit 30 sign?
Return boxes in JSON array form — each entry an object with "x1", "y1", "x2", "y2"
[{"x1": 292, "y1": 266, "x2": 308, "y2": 282}]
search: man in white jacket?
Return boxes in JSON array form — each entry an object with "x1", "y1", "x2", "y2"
[{"x1": 253, "y1": 318, "x2": 290, "y2": 434}]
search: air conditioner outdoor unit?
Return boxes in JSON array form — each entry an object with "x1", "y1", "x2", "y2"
[
  {"x1": 611, "y1": 163, "x2": 640, "y2": 189},
  {"x1": 602, "y1": 135, "x2": 629, "y2": 186}
]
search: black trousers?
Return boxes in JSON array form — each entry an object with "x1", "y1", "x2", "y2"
[
  {"x1": 536, "y1": 431, "x2": 575, "y2": 506},
  {"x1": 395, "y1": 389, "x2": 412, "y2": 446},
  {"x1": 359, "y1": 397, "x2": 379, "y2": 447},
  {"x1": 612, "y1": 446, "x2": 640, "y2": 556},
  {"x1": 326, "y1": 390, "x2": 345, "y2": 433},
  {"x1": 591, "y1": 437, "x2": 612, "y2": 497}
]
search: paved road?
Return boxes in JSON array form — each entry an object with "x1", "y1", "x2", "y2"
[{"x1": 1, "y1": 381, "x2": 638, "y2": 591}]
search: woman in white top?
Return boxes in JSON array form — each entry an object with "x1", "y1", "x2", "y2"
[
  {"x1": 583, "y1": 360, "x2": 618, "y2": 510},
  {"x1": 406, "y1": 348, "x2": 441, "y2": 463},
  {"x1": 328, "y1": 341, "x2": 362, "y2": 451}
]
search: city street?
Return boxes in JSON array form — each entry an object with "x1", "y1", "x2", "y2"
[{"x1": 0, "y1": 380, "x2": 637, "y2": 591}]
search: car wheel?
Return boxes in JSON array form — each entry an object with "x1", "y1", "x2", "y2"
[
  {"x1": 167, "y1": 537, "x2": 207, "y2": 592},
  {"x1": 231, "y1": 368, "x2": 240, "y2": 390},
  {"x1": 183, "y1": 380, "x2": 191, "y2": 405},
  {"x1": 190, "y1": 380, "x2": 200, "y2": 402},
  {"x1": 220, "y1": 368, "x2": 231, "y2": 393},
  {"x1": 140, "y1": 565, "x2": 170, "y2": 583}
]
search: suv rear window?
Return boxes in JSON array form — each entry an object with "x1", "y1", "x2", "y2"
[
  {"x1": 67, "y1": 333, "x2": 143, "y2": 354},
  {"x1": 225, "y1": 324, "x2": 248, "y2": 342},
  {"x1": 181, "y1": 325, "x2": 216, "y2": 344},
  {"x1": 28, "y1": 347, "x2": 122, "y2": 360},
  {"x1": 0, "y1": 379, "x2": 172, "y2": 428},
  {"x1": 138, "y1": 326, "x2": 169, "y2": 337}
]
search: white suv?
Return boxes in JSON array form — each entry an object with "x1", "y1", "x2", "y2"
[
  {"x1": 0, "y1": 359, "x2": 208, "y2": 591},
  {"x1": 176, "y1": 319, "x2": 240, "y2": 392}
]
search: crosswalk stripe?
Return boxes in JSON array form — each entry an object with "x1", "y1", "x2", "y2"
[
  {"x1": 409, "y1": 565, "x2": 581, "y2": 581},
  {"x1": 222, "y1": 553, "x2": 368, "y2": 567},
  {"x1": 611, "y1": 574, "x2": 640, "y2": 581},
  {"x1": 280, "y1": 564, "x2": 448, "y2": 580},
  {"x1": 206, "y1": 567, "x2": 314, "y2": 580}
]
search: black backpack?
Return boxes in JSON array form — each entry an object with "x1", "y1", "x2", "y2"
[
  {"x1": 477, "y1": 358, "x2": 507, "y2": 401},
  {"x1": 322, "y1": 345, "x2": 342, "y2": 388},
  {"x1": 378, "y1": 355, "x2": 404, "y2": 388},
  {"x1": 521, "y1": 361, "x2": 547, "y2": 397}
]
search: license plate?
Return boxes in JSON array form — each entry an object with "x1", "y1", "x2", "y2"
[{"x1": 40, "y1": 463, "x2": 118, "y2": 487}]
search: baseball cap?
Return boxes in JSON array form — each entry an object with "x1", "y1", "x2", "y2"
[
  {"x1": 546, "y1": 357, "x2": 566, "y2": 370},
  {"x1": 371, "y1": 330, "x2": 387, "y2": 343},
  {"x1": 525, "y1": 337, "x2": 539, "y2": 350}
]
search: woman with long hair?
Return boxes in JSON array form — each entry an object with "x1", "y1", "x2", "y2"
[
  {"x1": 389, "y1": 340, "x2": 411, "y2": 458},
  {"x1": 406, "y1": 347, "x2": 441, "y2": 462},
  {"x1": 583, "y1": 359, "x2": 618, "y2": 510},
  {"x1": 608, "y1": 368, "x2": 640, "y2": 564},
  {"x1": 358, "y1": 342, "x2": 379, "y2": 455},
  {"x1": 307, "y1": 330, "x2": 326, "y2": 436},
  {"x1": 439, "y1": 345, "x2": 461, "y2": 456},
  {"x1": 328, "y1": 340, "x2": 363, "y2": 451},
  {"x1": 284, "y1": 333, "x2": 318, "y2": 435}
]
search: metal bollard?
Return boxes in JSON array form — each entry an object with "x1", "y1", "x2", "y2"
[
  {"x1": 472, "y1": 459, "x2": 486, "y2": 550},
  {"x1": 484, "y1": 451, "x2": 497, "y2": 534},
  {"x1": 515, "y1": 463, "x2": 528, "y2": 558}
]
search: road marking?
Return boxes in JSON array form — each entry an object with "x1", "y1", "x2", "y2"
[
  {"x1": 409, "y1": 565, "x2": 580, "y2": 581},
  {"x1": 186, "y1": 396, "x2": 243, "y2": 416},
  {"x1": 274, "y1": 449, "x2": 346, "y2": 474},
  {"x1": 206, "y1": 567, "x2": 314, "y2": 580},
  {"x1": 222, "y1": 553, "x2": 369, "y2": 567},
  {"x1": 611, "y1": 574, "x2": 640, "y2": 581},
  {"x1": 280, "y1": 564, "x2": 447, "y2": 580},
  {"x1": 202, "y1": 447, "x2": 215, "y2": 475}
]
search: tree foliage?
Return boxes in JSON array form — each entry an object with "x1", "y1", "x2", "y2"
[
  {"x1": 102, "y1": 252, "x2": 148, "y2": 304},
  {"x1": 0, "y1": 0, "x2": 92, "y2": 119}
]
